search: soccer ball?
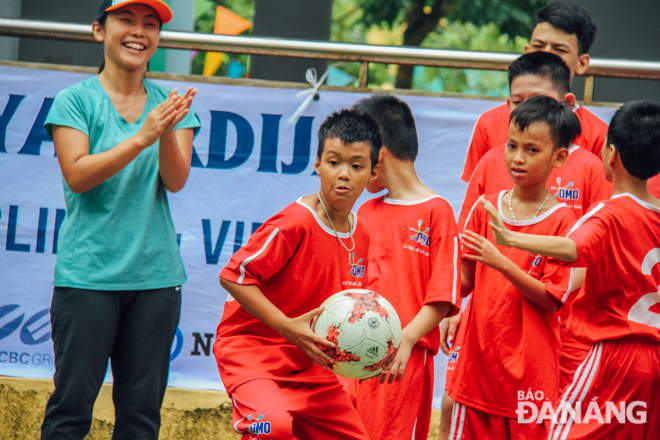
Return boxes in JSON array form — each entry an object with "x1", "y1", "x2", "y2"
[{"x1": 312, "y1": 289, "x2": 402, "y2": 379}]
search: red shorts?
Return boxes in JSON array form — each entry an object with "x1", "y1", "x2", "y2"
[
  {"x1": 230, "y1": 379, "x2": 369, "y2": 440},
  {"x1": 549, "y1": 336, "x2": 660, "y2": 440},
  {"x1": 449, "y1": 402, "x2": 547, "y2": 440},
  {"x1": 559, "y1": 326, "x2": 590, "y2": 392},
  {"x1": 355, "y1": 345, "x2": 434, "y2": 440},
  {"x1": 445, "y1": 304, "x2": 468, "y2": 391}
]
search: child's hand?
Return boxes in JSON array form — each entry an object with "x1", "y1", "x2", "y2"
[
  {"x1": 379, "y1": 339, "x2": 413, "y2": 384},
  {"x1": 462, "y1": 230, "x2": 508, "y2": 271},
  {"x1": 440, "y1": 311, "x2": 462, "y2": 356},
  {"x1": 479, "y1": 196, "x2": 511, "y2": 247},
  {"x1": 276, "y1": 307, "x2": 335, "y2": 369}
]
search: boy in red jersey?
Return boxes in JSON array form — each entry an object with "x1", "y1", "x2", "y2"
[
  {"x1": 483, "y1": 100, "x2": 660, "y2": 439},
  {"x1": 350, "y1": 95, "x2": 460, "y2": 440},
  {"x1": 458, "y1": 52, "x2": 611, "y2": 231},
  {"x1": 449, "y1": 96, "x2": 580, "y2": 439},
  {"x1": 213, "y1": 109, "x2": 381, "y2": 440},
  {"x1": 461, "y1": 2, "x2": 607, "y2": 181}
]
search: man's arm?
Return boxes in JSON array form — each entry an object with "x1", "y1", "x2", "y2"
[
  {"x1": 479, "y1": 197, "x2": 578, "y2": 262},
  {"x1": 220, "y1": 278, "x2": 335, "y2": 368}
]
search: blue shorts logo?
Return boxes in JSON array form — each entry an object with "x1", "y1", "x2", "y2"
[{"x1": 410, "y1": 220, "x2": 430, "y2": 247}]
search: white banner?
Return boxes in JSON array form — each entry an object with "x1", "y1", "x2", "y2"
[{"x1": 0, "y1": 65, "x2": 616, "y2": 407}]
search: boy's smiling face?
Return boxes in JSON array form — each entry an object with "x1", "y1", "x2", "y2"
[
  {"x1": 525, "y1": 22, "x2": 589, "y2": 80},
  {"x1": 505, "y1": 120, "x2": 567, "y2": 187},
  {"x1": 314, "y1": 137, "x2": 377, "y2": 212}
]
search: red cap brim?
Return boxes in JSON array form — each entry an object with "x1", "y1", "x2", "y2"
[{"x1": 105, "y1": 0, "x2": 173, "y2": 24}]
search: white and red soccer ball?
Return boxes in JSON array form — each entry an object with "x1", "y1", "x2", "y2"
[{"x1": 312, "y1": 289, "x2": 402, "y2": 379}]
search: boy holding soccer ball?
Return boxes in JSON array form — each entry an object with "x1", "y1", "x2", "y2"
[
  {"x1": 352, "y1": 95, "x2": 461, "y2": 440},
  {"x1": 213, "y1": 109, "x2": 381, "y2": 440}
]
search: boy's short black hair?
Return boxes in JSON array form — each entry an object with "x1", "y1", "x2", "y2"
[
  {"x1": 509, "y1": 95, "x2": 581, "y2": 150},
  {"x1": 317, "y1": 109, "x2": 382, "y2": 167},
  {"x1": 352, "y1": 95, "x2": 419, "y2": 161},
  {"x1": 533, "y1": 2, "x2": 597, "y2": 55},
  {"x1": 607, "y1": 101, "x2": 660, "y2": 181},
  {"x1": 508, "y1": 52, "x2": 571, "y2": 96}
]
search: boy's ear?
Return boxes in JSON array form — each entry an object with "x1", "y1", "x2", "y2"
[
  {"x1": 523, "y1": 44, "x2": 530, "y2": 54},
  {"x1": 506, "y1": 97, "x2": 512, "y2": 111},
  {"x1": 314, "y1": 155, "x2": 321, "y2": 174},
  {"x1": 369, "y1": 162, "x2": 379, "y2": 184},
  {"x1": 553, "y1": 147, "x2": 569, "y2": 169},
  {"x1": 575, "y1": 53, "x2": 590, "y2": 76},
  {"x1": 562, "y1": 93, "x2": 576, "y2": 109},
  {"x1": 378, "y1": 147, "x2": 385, "y2": 164}
]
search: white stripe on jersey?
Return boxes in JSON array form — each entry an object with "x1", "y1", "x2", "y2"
[
  {"x1": 452, "y1": 235, "x2": 459, "y2": 305},
  {"x1": 567, "y1": 203, "x2": 605, "y2": 237},
  {"x1": 561, "y1": 268, "x2": 576, "y2": 303},
  {"x1": 462, "y1": 197, "x2": 484, "y2": 237},
  {"x1": 237, "y1": 228, "x2": 280, "y2": 284}
]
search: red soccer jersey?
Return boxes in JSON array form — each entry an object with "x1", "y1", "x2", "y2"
[
  {"x1": 214, "y1": 198, "x2": 371, "y2": 394},
  {"x1": 461, "y1": 103, "x2": 609, "y2": 182},
  {"x1": 649, "y1": 174, "x2": 660, "y2": 198},
  {"x1": 450, "y1": 191, "x2": 576, "y2": 418},
  {"x1": 564, "y1": 194, "x2": 660, "y2": 345},
  {"x1": 357, "y1": 195, "x2": 461, "y2": 355},
  {"x1": 457, "y1": 145, "x2": 612, "y2": 231}
]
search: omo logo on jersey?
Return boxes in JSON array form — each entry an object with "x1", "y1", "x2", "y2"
[
  {"x1": 551, "y1": 177, "x2": 580, "y2": 202},
  {"x1": 410, "y1": 220, "x2": 430, "y2": 247},
  {"x1": 234, "y1": 413, "x2": 272, "y2": 438},
  {"x1": 349, "y1": 252, "x2": 366, "y2": 278}
]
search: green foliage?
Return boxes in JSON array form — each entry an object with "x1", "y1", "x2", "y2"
[
  {"x1": 450, "y1": 0, "x2": 546, "y2": 39},
  {"x1": 412, "y1": 21, "x2": 528, "y2": 95}
]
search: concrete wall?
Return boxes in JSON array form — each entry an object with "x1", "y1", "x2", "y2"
[{"x1": 554, "y1": 0, "x2": 660, "y2": 103}]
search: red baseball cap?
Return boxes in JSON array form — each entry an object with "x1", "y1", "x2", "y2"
[{"x1": 98, "y1": 0, "x2": 173, "y2": 24}]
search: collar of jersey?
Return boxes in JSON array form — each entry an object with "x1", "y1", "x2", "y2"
[
  {"x1": 296, "y1": 197, "x2": 358, "y2": 238},
  {"x1": 383, "y1": 194, "x2": 444, "y2": 205},
  {"x1": 573, "y1": 102, "x2": 580, "y2": 113},
  {"x1": 497, "y1": 190, "x2": 568, "y2": 226},
  {"x1": 611, "y1": 193, "x2": 660, "y2": 214},
  {"x1": 568, "y1": 144, "x2": 579, "y2": 155}
]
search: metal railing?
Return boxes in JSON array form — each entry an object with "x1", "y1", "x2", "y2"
[{"x1": 2, "y1": 17, "x2": 660, "y2": 103}]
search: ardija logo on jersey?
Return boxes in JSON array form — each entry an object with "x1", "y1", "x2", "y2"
[
  {"x1": 234, "y1": 413, "x2": 272, "y2": 438},
  {"x1": 550, "y1": 177, "x2": 580, "y2": 201},
  {"x1": 410, "y1": 220, "x2": 430, "y2": 247},
  {"x1": 349, "y1": 252, "x2": 366, "y2": 278}
]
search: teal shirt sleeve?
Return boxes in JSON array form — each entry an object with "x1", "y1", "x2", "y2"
[
  {"x1": 44, "y1": 87, "x2": 90, "y2": 139},
  {"x1": 174, "y1": 102, "x2": 201, "y2": 136}
]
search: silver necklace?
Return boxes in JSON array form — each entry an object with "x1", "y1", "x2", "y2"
[
  {"x1": 508, "y1": 188, "x2": 550, "y2": 221},
  {"x1": 317, "y1": 191, "x2": 356, "y2": 266}
]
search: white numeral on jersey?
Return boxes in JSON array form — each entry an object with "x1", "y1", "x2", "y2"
[{"x1": 628, "y1": 248, "x2": 660, "y2": 329}]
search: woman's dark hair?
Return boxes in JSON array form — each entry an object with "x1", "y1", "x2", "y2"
[
  {"x1": 607, "y1": 101, "x2": 660, "y2": 181},
  {"x1": 509, "y1": 95, "x2": 581, "y2": 150},
  {"x1": 94, "y1": 8, "x2": 162, "y2": 74}
]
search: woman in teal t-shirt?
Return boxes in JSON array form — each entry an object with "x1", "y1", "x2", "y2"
[{"x1": 40, "y1": 1, "x2": 200, "y2": 439}]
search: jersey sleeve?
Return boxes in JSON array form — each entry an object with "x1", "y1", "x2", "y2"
[
  {"x1": 461, "y1": 117, "x2": 489, "y2": 182},
  {"x1": 541, "y1": 212, "x2": 578, "y2": 303},
  {"x1": 564, "y1": 203, "x2": 609, "y2": 268},
  {"x1": 457, "y1": 160, "x2": 488, "y2": 232},
  {"x1": 220, "y1": 223, "x2": 297, "y2": 288},
  {"x1": 44, "y1": 87, "x2": 90, "y2": 139},
  {"x1": 425, "y1": 201, "x2": 461, "y2": 315},
  {"x1": 461, "y1": 199, "x2": 486, "y2": 257}
]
